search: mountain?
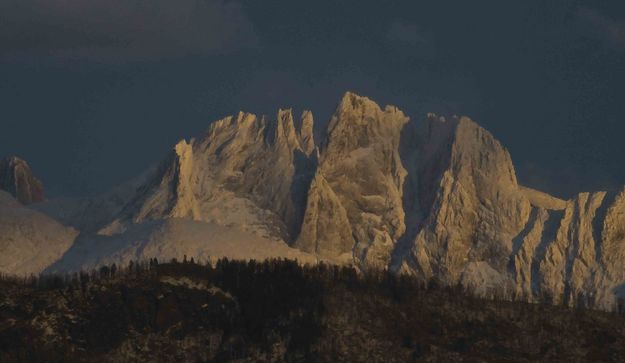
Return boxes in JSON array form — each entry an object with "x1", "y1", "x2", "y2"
[
  {"x1": 0, "y1": 156, "x2": 45, "y2": 205},
  {"x1": 41, "y1": 110, "x2": 321, "y2": 273},
  {"x1": 106, "y1": 109, "x2": 318, "y2": 241},
  {"x1": 0, "y1": 190, "x2": 77, "y2": 275},
  {"x1": 4, "y1": 92, "x2": 625, "y2": 310}
]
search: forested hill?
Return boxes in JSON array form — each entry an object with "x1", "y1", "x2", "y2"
[{"x1": 2, "y1": 259, "x2": 625, "y2": 362}]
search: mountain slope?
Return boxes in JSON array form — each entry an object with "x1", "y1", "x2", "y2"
[
  {"x1": 0, "y1": 191, "x2": 77, "y2": 275},
  {"x1": 45, "y1": 219, "x2": 316, "y2": 274}
]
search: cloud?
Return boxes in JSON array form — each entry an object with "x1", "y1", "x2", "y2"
[
  {"x1": 386, "y1": 20, "x2": 431, "y2": 47},
  {"x1": 577, "y1": 6, "x2": 625, "y2": 50},
  {"x1": 0, "y1": 0, "x2": 259, "y2": 61}
]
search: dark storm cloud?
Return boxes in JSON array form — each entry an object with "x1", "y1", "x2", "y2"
[
  {"x1": 0, "y1": 0, "x2": 259, "y2": 60},
  {"x1": 577, "y1": 6, "x2": 625, "y2": 49}
]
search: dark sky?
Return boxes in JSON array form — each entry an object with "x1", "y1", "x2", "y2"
[{"x1": 1, "y1": 0, "x2": 624, "y2": 198}]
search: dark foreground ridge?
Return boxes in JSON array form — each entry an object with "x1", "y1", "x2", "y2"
[{"x1": 2, "y1": 259, "x2": 625, "y2": 362}]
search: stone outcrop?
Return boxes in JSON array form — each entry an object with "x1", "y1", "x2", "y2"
[{"x1": 0, "y1": 156, "x2": 45, "y2": 205}]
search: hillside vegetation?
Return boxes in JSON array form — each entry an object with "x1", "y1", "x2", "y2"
[{"x1": 1, "y1": 259, "x2": 625, "y2": 362}]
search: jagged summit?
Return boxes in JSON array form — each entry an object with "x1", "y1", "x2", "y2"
[
  {"x1": 108, "y1": 108, "x2": 318, "y2": 243},
  {"x1": 0, "y1": 156, "x2": 45, "y2": 205},
  {"x1": 335, "y1": 91, "x2": 401, "y2": 113},
  {"x1": 325, "y1": 92, "x2": 405, "y2": 141},
  {"x1": 336, "y1": 91, "x2": 377, "y2": 111},
  {"x1": 4, "y1": 91, "x2": 625, "y2": 311}
]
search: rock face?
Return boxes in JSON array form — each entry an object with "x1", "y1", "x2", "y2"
[
  {"x1": 385, "y1": 113, "x2": 625, "y2": 310},
  {"x1": 296, "y1": 92, "x2": 408, "y2": 268},
  {"x1": 296, "y1": 95, "x2": 625, "y2": 310},
  {"x1": 6, "y1": 91, "x2": 625, "y2": 310},
  {"x1": 0, "y1": 156, "x2": 45, "y2": 205},
  {"x1": 399, "y1": 115, "x2": 532, "y2": 286},
  {"x1": 295, "y1": 171, "x2": 355, "y2": 263}
]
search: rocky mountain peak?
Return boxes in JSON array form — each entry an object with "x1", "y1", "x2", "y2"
[
  {"x1": 297, "y1": 93, "x2": 409, "y2": 267},
  {"x1": 0, "y1": 156, "x2": 45, "y2": 205},
  {"x1": 323, "y1": 92, "x2": 408, "y2": 162},
  {"x1": 327, "y1": 92, "x2": 406, "y2": 136},
  {"x1": 334, "y1": 91, "x2": 389, "y2": 115},
  {"x1": 10, "y1": 91, "x2": 625, "y2": 311}
]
